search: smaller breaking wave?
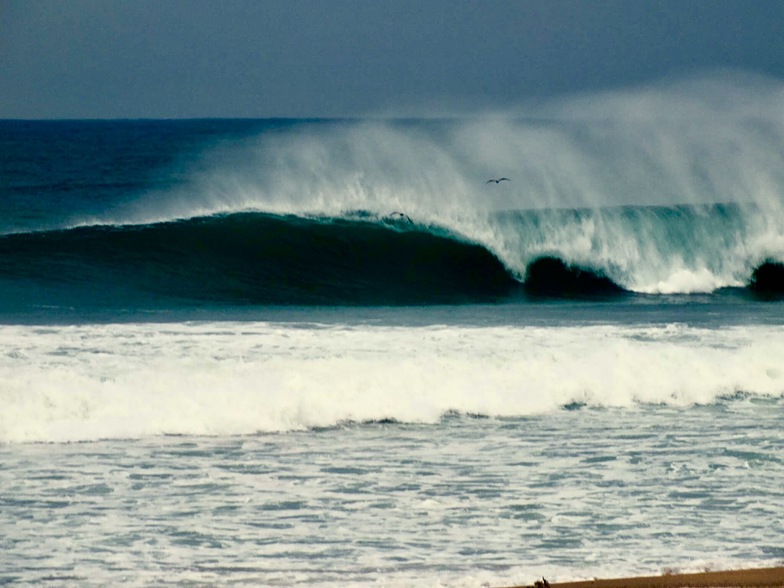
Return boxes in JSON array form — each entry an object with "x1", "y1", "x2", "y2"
[
  {"x1": 484, "y1": 203, "x2": 784, "y2": 297},
  {"x1": 749, "y1": 261, "x2": 784, "y2": 298},
  {"x1": 523, "y1": 256, "x2": 627, "y2": 298}
]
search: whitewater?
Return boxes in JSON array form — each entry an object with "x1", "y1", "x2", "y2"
[
  {"x1": 1, "y1": 74, "x2": 783, "y2": 586},
  {"x1": 2, "y1": 317, "x2": 783, "y2": 445}
]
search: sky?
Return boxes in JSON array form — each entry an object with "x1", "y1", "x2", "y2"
[{"x1": 2, "y1": 0, "x2": 784, "y2": 119}]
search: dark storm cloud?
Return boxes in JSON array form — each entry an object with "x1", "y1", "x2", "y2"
[{"x1": 2, "y1": 0, "x2": 783, "y2": 118}]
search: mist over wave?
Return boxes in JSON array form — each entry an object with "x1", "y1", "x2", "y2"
[
  {"x1": 140, "y1": 75, "x2": 783, "y2": 213},
  {"x1": 113, "y1": 73, "x2": 784, "y2": 294}
]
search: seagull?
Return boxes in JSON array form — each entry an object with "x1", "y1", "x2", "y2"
[
  {"x1": 486, "y1": 177, "x2": 510, "y2": 184},
  {"x1": 387, "y1": 211, "x2": 413, "y2": 223}
]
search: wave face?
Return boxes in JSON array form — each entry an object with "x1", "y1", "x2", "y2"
[{"x1": 0, "y1": 212, "x2": 518, "y2": 309}]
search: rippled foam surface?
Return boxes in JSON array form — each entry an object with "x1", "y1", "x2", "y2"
[{"x1": 2, "y1": 401, "x2": 782, "y2": 587}]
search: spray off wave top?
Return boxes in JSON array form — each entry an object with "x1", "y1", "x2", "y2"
[{"x1": 118, "y1": 74, "x2": 784, "y2": 295}]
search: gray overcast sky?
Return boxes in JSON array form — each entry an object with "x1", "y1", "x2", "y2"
[{"x1": 2, "y1": 0, "x2": 783, "y2": 118}]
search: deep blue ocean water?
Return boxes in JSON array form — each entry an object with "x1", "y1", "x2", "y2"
[{"x1": 1, "y1": 117, "x2": 783, "y2": 586}]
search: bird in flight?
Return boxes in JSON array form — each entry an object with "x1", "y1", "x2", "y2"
[
  {"x1": 387, "y1": 211, "x2": 413, "y2": 223},
  {"x1": 486, "y1": 177, "x2": 510, "y2": 184}
]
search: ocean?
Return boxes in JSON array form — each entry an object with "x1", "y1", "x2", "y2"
[{"x1": 1, "y1": 110, "x2": 783, "y2": 587}]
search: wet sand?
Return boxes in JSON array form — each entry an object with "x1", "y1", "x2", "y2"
[{"x1": 501, "y1": 567, "x2": 784, "y2": 588}]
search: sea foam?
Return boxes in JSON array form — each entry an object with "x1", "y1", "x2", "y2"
[{"x1": 2, "y1": 320, "x2": 782, "y2": 444}]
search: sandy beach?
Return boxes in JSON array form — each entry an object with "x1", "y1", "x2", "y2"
[{"x1": 502, "y1": 567, "x2": 784, "y2": 588}]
